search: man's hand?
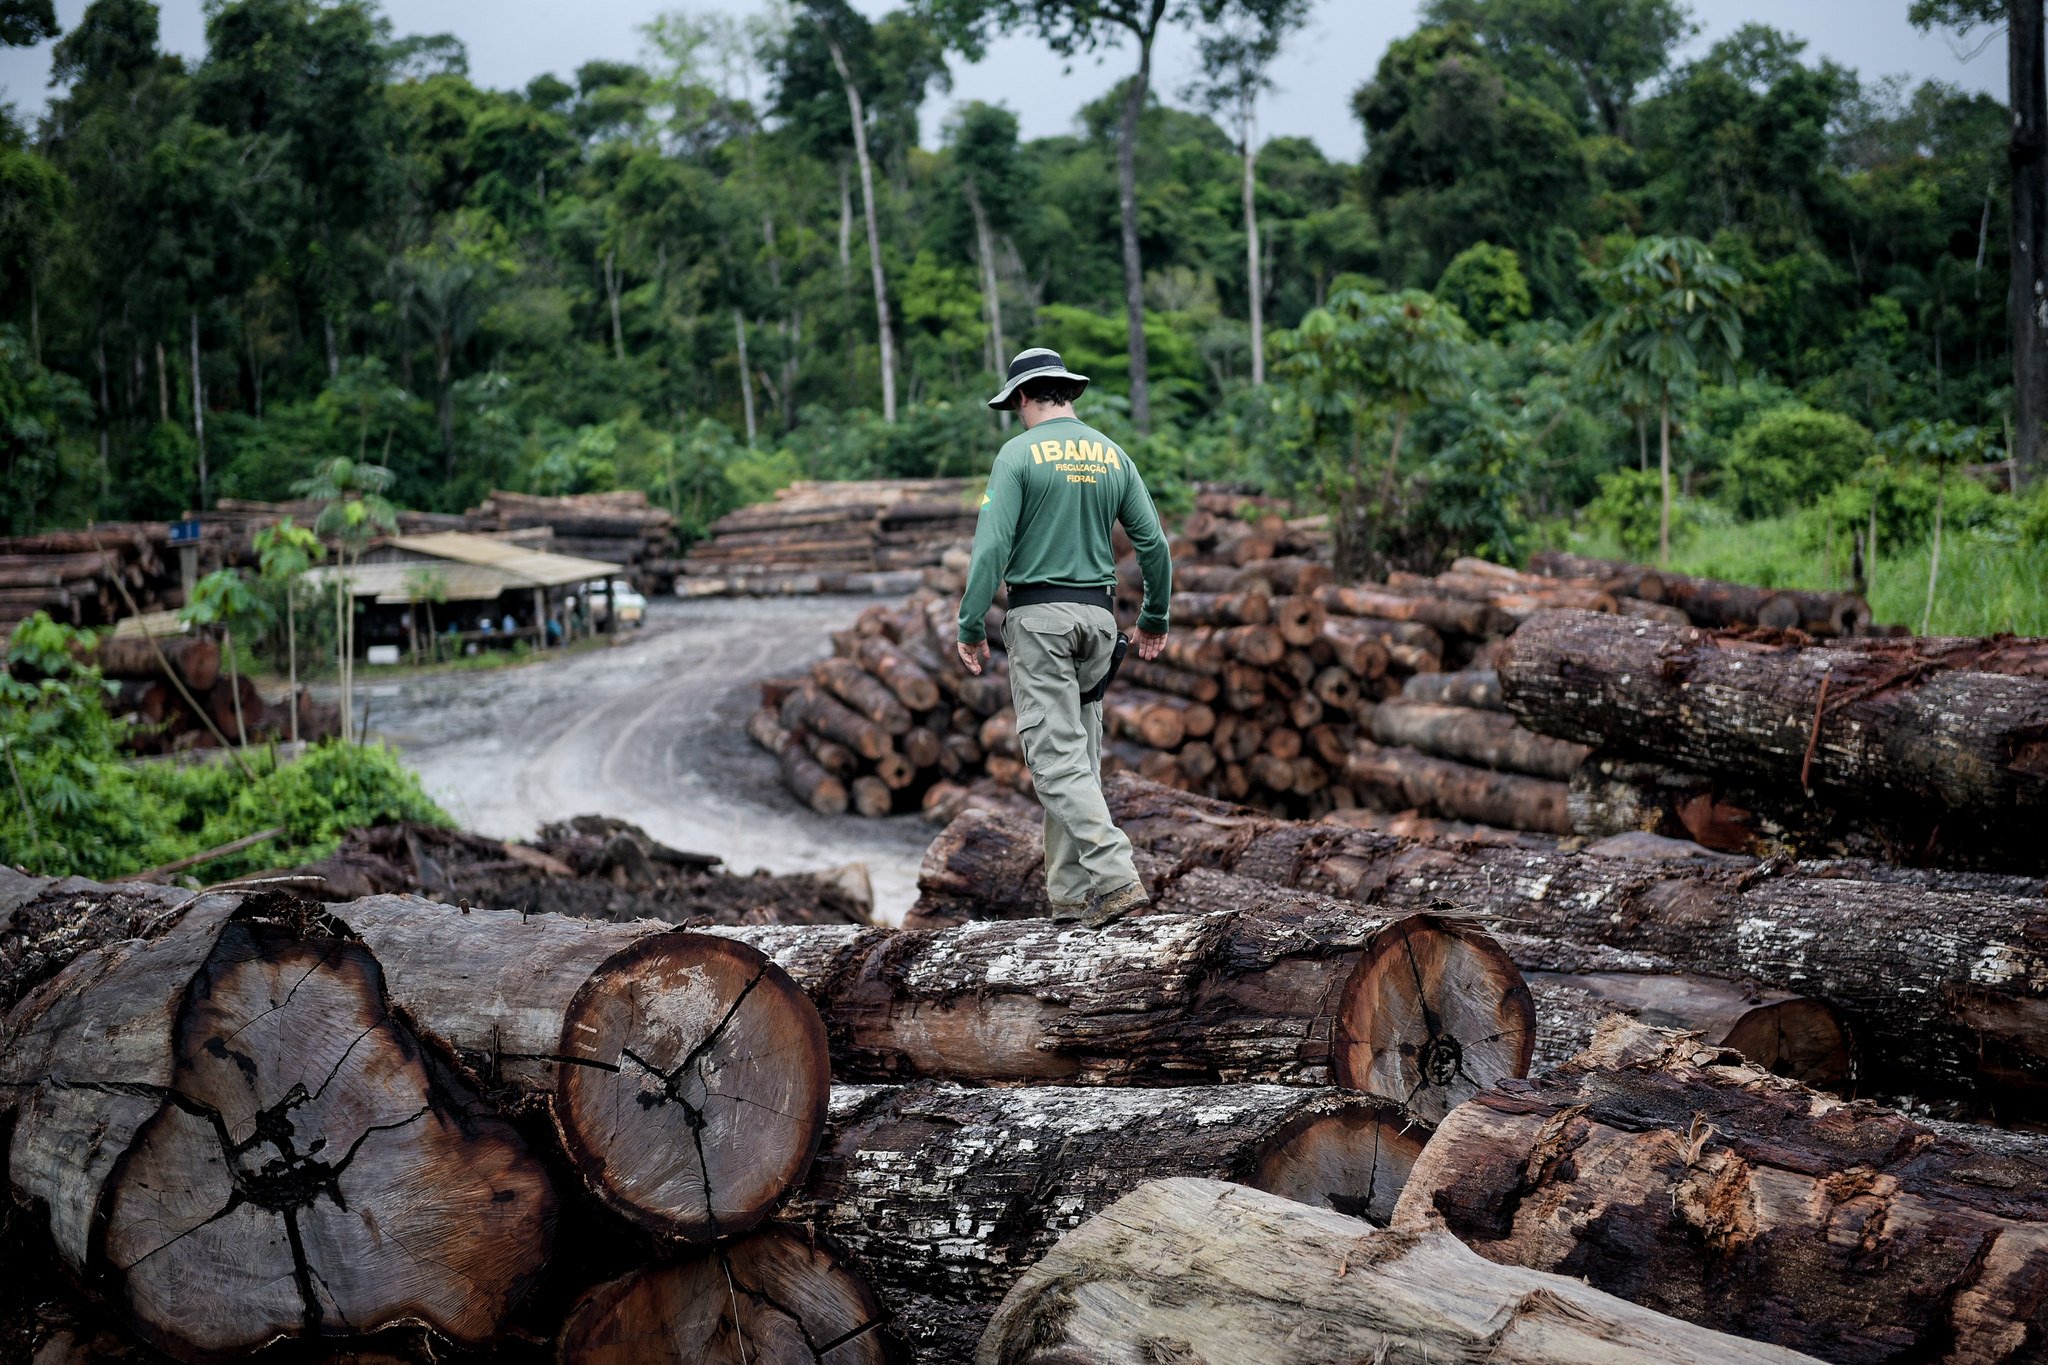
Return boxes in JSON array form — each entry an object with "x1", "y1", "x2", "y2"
[
  {"x1": 1134, "y1": 627, "x2": 1169, "y2": 662},
  {"x1": 958, "y1": 639, "x2": 991, "y2": 676}
]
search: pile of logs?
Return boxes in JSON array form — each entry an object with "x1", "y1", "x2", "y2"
[
  {"x1": 54, "y1": 626, "x2": 339, "y2": 753},
  {"x1": 463, "y1": 489, "x2": 677, "y2": 592},
  {"x1": 681, "y1": 478, "x2": 980, "y2": 597},
  {"x1": 0, "y1": 522, "x2": 228, "y2": 634},
  {"x1": 1502, "y1": 608, "x2": 2048, "y2": 873},
  {"x1": 1528, "y1": 549, "x2": 1878, "y2": 636}
]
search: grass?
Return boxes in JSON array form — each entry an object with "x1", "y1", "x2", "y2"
[
  {"x1": 250, "y1": 631, "x2": 628, "y2": 686},
  {"x1": 1564, "y1": 513, "x2": 2048, "y2": 636}
]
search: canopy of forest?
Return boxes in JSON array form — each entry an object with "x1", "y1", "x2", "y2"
[{"x1": 1, "y1": 0, "x2": 2044, "y2": 626}]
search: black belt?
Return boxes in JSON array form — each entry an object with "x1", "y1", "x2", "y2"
[{"x1": 1007, "y1": 583, "x2": 1115, "y2": 611}]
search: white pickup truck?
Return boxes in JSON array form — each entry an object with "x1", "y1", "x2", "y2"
[{"x1": 592, "y1": 579, "x2": 647, "y2": 627}]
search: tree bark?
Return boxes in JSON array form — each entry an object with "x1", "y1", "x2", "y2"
[
  {"x1": 338, "y1": 897, "x2": 830, "y2": 1242},
  {"x1": 2012, "y1": 0, "x2": 2047, "y2": 489},
  {"x1": 558, "y1": 1226, "x2": 888, "y2": 1365},
  {"x1": 950, "y1": 774, "x2": 2048, "y2": 1107},
  {"x1": 781, "y1": 682, "x2": 890, "y2": 761},
  {"x1": 82, "y1": 634, "x2": 220, "y2": 691},
  {"x1": 1526, "y1": 551, "x2": 1871, "y2": 635},
  {"x1": 189, "y1": 311, "x2": 206, "y2": 509},
  {"x1": 734, "y1": 309, "x2": 756, "y2": 446},
  {"x1": 823, "y1": 31, "x2": 897, "y2": 423},
  {"x1": 1315, "y1": 582, "x2": 1500, "y2": 638},
  {"x1": 786, "y1": 1085, "x2": 1426, "y2": 1363},
  {"x1": 963, "y1": 173, "x2": 1007, "y2": 382},
  {"x1": 1242, "y1": 106, "x2": 1265, "y2": 387},
  {"x1": 851, "y1": 635, "x2": 940, "y2": 710},
  {"x1": 709, "y1": 886, "x2": 1531, "y2": 1123},
  {"x1": 1, "y1": 893, "x2": 556, "y2": 1361},
  {"x1": 1341, "y1": 741, "x2": 1573, "y2": 834},
  {"x1": 1115, "y1": 6, "x2": 1166, "y2": 434},
  {"x1": 980, "y1": 1178, "x2": 1816, "y2": 1365},
  {"x1": 1499, "y1": 609, "x2": 2048, "y2": 821},
  {"x1": 813, "y1": 656, "x2": 912, "y2": 735},
  {"x1": 1658, "y1": 388, "x2": 1672, "y2": 566},
  {"x1": 1400, "y1": 667, "x2": 1503, "y2": 710},
  {"x1": 1370, "y1": 697, "x2": 1589, "y2": 780},
  {"x1": 1527, "y1": 970, "x2": 1852, "y2": 1089},
  {"x1": 1395, "y1": 1023, "x2": 2048, "y2": 1365}
]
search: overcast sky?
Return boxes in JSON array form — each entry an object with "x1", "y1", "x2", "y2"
[{"x1": 0, "y1": 1, "x2": 2011, "y2": 160}]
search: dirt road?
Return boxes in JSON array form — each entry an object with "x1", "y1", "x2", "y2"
[{"x1": 364, "y1": 597, "x2": 938, "y2": 924}]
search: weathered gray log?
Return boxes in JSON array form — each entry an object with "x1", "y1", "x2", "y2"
[
  {"x1": 708, "y1": 887, "x2": 1534, "y2": 1125},
  {"x1": 978, "y1": 1178, "x2": 1819, "y2": 1365},
  {"x1": 1500, "y1": 609, "x2": 2048, "y2": 820},
  {"x1": 340, "y1": 896, "x2": 830, "y2": 1242},
  {"x1": 1396, "y1": 1022, "x2": 2048, "y2": 1364},
  {"x1": 557, "y1": 1226, "x2": 888, "y2": 1364},
  {"x1": 1527, "y1": 550, "x2": 1873, "y2": 636},
  {"x1": 1400, "y1": 667, "x2": 1503, "y2": 710},
  {"x1": 2, "y1": 893, "x2": 556, "y2": 1361},
  {"x1": 1342, "y1": 741, "x2": 1572, "y2": 834},
  {"x1": 786, "y1": 1084, "x2": 1428, "y2": 1364}
]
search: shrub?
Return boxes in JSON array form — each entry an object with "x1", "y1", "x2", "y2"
[
  {"x1": 1718, "y1": 405, "x2": 1875, "y2": 519},
  {"x1": 1584, "y1": 467, "x2": 1690, "y2": 558}
]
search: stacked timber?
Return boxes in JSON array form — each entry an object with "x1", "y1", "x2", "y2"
[
  {"x1": 1528, "y1": 549, "x2": 1877, "y2": 635},
  {"x1": 681, "y1": 478, "x2": 979, "y2": 597},
  {"x1": 0, "y1": 522, "x2": 224, "y2": 633},
  {"x1": 912, "y1": 773, "x2": 2048, "y2": 1114},
  {"x1": 1394, "y1": 1021, "x2": 2048, "y2": 1363},
  {"x1": 463, "y1": 489, "x2": 676, "y2": 591},
  {"x1": 1502, "y1": 608, "x2": 2048, "y2": 872},
  {"x1": 0, "y1": 875, "x2": 850, "y2": 1363}
]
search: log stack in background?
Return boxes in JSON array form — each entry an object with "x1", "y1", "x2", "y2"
[
  {"x1": 681, "y1": 478, "x2": 980, "y2": 597},
  {"x1": 460, "y1": 489, "x2": 677, "y2": 591}
]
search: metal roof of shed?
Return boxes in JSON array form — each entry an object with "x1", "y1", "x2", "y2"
[
  {"x1": 301, "y1": 532, "x2": 621, "y2": 604},
  {"x1": 387, "y1": 532, "x2": 621, "y2": 587}
]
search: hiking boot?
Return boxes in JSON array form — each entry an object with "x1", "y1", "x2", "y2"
[
  {"x1": 1048, "y1": 897, "x2": 1088, "y2": 923},
  {"x1": 1080, "y1": 881, "x2": 1150, "y2": 928}
]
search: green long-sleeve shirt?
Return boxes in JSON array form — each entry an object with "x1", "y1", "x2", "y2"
[{"x1": 957, "y1": 416, "x2": 1172, "y2": 644}]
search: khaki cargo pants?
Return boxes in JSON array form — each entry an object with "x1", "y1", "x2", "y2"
[{"x1": 1002, "y1": 601, "x2": 1141, "y2": 905}]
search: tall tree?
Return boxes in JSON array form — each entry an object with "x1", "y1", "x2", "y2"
[
  {"x1": 1914, "y1": 0, "x2": 2046, "y2": 488},
  {"x1": 0, "y1": 0, "x2": 57, "y2": 47},
  {"x1": 944, "y1": 102, "x2": 1028, "y2": 383},
  {"x1": 1187, "y1": 0, "x2": 1310, "y2": 387},
  {"x1": 1581, "y1": 235, "x2": 1746, "y2": 565},
  {"x1": 1423, "y1": 0, "x2": 1692, "y2": 139}
]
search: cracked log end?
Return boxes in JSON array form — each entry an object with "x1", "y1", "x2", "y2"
[
  {"x1": 557, "y1": 1225, "x2": 887, "y2": 1365},
  {"x1": 555, "y1": 933, "x2": 831, "y2": 1241},
  {"x1": 1250, "y1": 1103, "x2": 1429, "y2": 1225},
  {"x1": 95, "y1": 918, "x2": 556, "y2": 1361},
  {"x1": 1334, "y1": 914, "x2": 1535, "y2": 1125}
]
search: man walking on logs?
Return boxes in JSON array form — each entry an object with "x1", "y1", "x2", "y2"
[{"x1": 958, "y1": 347, "x2": 1173, "y2": 925}]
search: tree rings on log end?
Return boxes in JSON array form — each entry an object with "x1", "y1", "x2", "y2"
[
  {"x1": 1721, "y1": 998, "x2": 1854, "y2": 1093},
  {"x1": 555, "y1": 933, "x2": 831, "y2": 1241},
  {"x1": 558, "y1": 1226, "x2": 887, "y2": 1364},
  {"x1": 1334, "y1": 914, "x2": 1535, "y2": 1125},
  {"x1": 1251, "y1": 1103, "x2": 1429, "y2": 1225},
  {"x1": 98, "y1": 918, "x2": 556, "y2": 1361}
]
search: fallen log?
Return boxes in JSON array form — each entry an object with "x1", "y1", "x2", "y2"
[
  {"x1": 1272, "y1": 594, "x2": 1326, "y2": 647},
  {"x1": 710, "y1": 886, "x2": 1531, "y2": 1119},
  {"x1": 1, "y1": 892, "x2": 556, "y2": 1361},
  {"x1": 1395, "y1": 1022, "x2": 2048, "y2": 1364},
  {"x1": 1168, "y1": 591, "x2": 1270, "y2": 627},
  {"x1": 1370, "y1": 697, "x2": 1589, "y2": 781},
  {"x1": 1117, "y1": 655, "x2": 1220, "y2": 702},
  {"x1": 79, "y1": 633, "x2": 220, "y2": 691},
  {"x1": 1528, "y1": 551, "x2": 1872, "y2": 635},
  {"x1": 1527, "y1": 970, "x2": 1852, "y2": 1088},
  {"x1": 853, "y1": 635, "x2": 940, "y2": 710},
  {"x1": 781, "y1": 683, "x2": 889, "y2": 761},
  {"x1": 339, "y1": 896, "x2": 830, "y2": 1241},
  {"x1": 979, "y1": 1177, "x2": 1816, "y2": 1365},
  {"x1": 557, "y1": 1226, "x2": 888, "y2": 1364},
  {"x1": 1400, "y1": 667, "x2": 1502, "y2": 710},
  {"x1": 779, "y1": 738, "x2": 848, "y2": 815},
  {"x1": 1315, "y1": 583, "x2": 1499, "y2": 638},
  {"x1": 850, "y1": 774, "x2": 892, "y2": 816},
  {"x1": 1500, "y1": 609, "x2": 2048, "y2": 821},
  {"x1": 788, "y1": 1085, "x2": 1427, "y2": 1364},
  {"x1": 812, "y1": 657, "x2": 912, "y2": 735},
  {"x1": 1342, "y1": 741, "x2": 1572, "y2": 834}
]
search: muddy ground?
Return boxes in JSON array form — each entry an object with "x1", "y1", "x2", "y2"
[{"x1": 364, "y1": 596, "x2": 936, "y2": 924}]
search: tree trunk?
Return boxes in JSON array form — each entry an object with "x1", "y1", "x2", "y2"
[
  {"x1": 837, "y1": 161, "x2": 853, "y2": 280},
  {"x1": 1396, "y1": 1023, "x2": 2048, "y2": 1364},
  {"x1": 1, "y1": 893, "x2": 556, "y2": 1361},
  {"x1": 1341, "y1": 741, "x2": 1573, "y2": 833},
  {"x1": 285, "y1": 594, "x2": 299, "y2": 744},
  {"x1": 823, "y1": 32, "x2": 896, "y2": 423},
  {"x1": 337, "y1": 896, "x2": 830, "y2": 1242},
  {"x1": 154, "y1": 339, "x2": 167, "y2": 424},
  {"x1": 1525, "y1": 551, "x2": 1870, "y2": 635},
  {"x1": 964, "y1": 174, "x2": 1006, "y2": 380},
  {"x1": 436, "y1": 332, "x2": 454, "y2": 474},
  {"x1": 734, "y1": 309, "x2": 757, "y2": 445},
  {"x1": 2012, "y1": 0, "x2": 2048, "y2": 489},
  {"x1": 1115, "y1": 12, "x2": 1163, "y2": 434},
  {"x1": 980, "y1": 1178, "x2": 1817, "y2": 1365},
  {"x1": 189, "y1": 311, "x2": 206, "y2": 510},
  {"x1": 1370, "y1": 698, "x2": 1588, "y2": 780},
  {"x1": 781, "y1": 682, "x2": 889, "y2": 760},
  {"x1": 1498, "y1": 608, "x2": 2048, "y2": 820},
  {"x1": 1242, "y1": 109, "x2": 1264, "y2": 387},
  {"x1": 813, "y1": 656, "x2": 912, "y2": 734},
  {"x1": 786, "y1": 1085, "x2": 1426, "y2": 1363},
  {"x1": 710, "y1": 887, "x2": 1532, "y2": 1122},
  {"x1": 82, "y1": 634, "x2": 220, "y2": 690},
  {"x1": 1922, "y1": 457, "x2": 1947, "y2": 634},
  {"x1": 1658, "y1": 388, "x2": 1672, "y2": 565},
  {"x1": 604, "y1": 247, "x2": 626, "y2": 363},
  {"x1": 559, "y1": 1226, "x2": 888, "y2": 1365},
  {"x1": 1315, "y1": 583, "x2": 1499, "y2": 639},
  {"x1": 1527, "y1": 970, "x2": 1851, "y2": 1088},
  {"x1": 851, "y1": 635, "x2": 940, "y2": 710}
]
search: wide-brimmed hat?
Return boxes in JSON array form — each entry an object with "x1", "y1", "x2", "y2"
[{"x1": 986, "y1": 347, "x2": 1090, "y2": 410}]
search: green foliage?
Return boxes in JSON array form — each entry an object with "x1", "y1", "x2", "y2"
[
  {"x1": 1435, "y1": 243, "x2": 1533, "y2": 338},
  {"x1": 1586, "y1": 467, "x2": 1687, "y2": 557},
  {"x1": 1718, "y1": 405, "x2": 1874, "y2": 517},
  {"x1": 1581, "y1": 235, "x2": 1745, "y2": 407},
  {"x1": 181, "y1": 568, "x2": 272, "y2": 637}
]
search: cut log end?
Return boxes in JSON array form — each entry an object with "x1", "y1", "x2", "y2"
[
  {"x1": 99, "y1": 916, "x2": 556, "y2": 1360},
  {"x1": 1335, "y1": 914, "x2": 1535, "y2": 1125},
  {"x1": 557, "y1": 1227, "x2": 888, "y2": 1364},
  {"x1": 555, "y1": 933, "x2": 831, "y2": 1241},
  {"x1": 1250, "y1": 1104, "x2": 1429, "y2": 1226},
  {"x1": 1721, "y1": 997, "x2": 1855, "y2": 1092}
]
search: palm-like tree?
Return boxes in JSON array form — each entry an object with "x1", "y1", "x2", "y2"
[
  {"x1": 254, "y1": 518, "x2": 323, "y2": 742},
  {"x1": 181, "y1": 569, "x2": 272, "y2": 748},
  {"x1": 1582, "y1": 236, "x2": 1745, "y2": 565},
  {"x1": 293, "y1": 457, "x2": 396, "y2": 742}
]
